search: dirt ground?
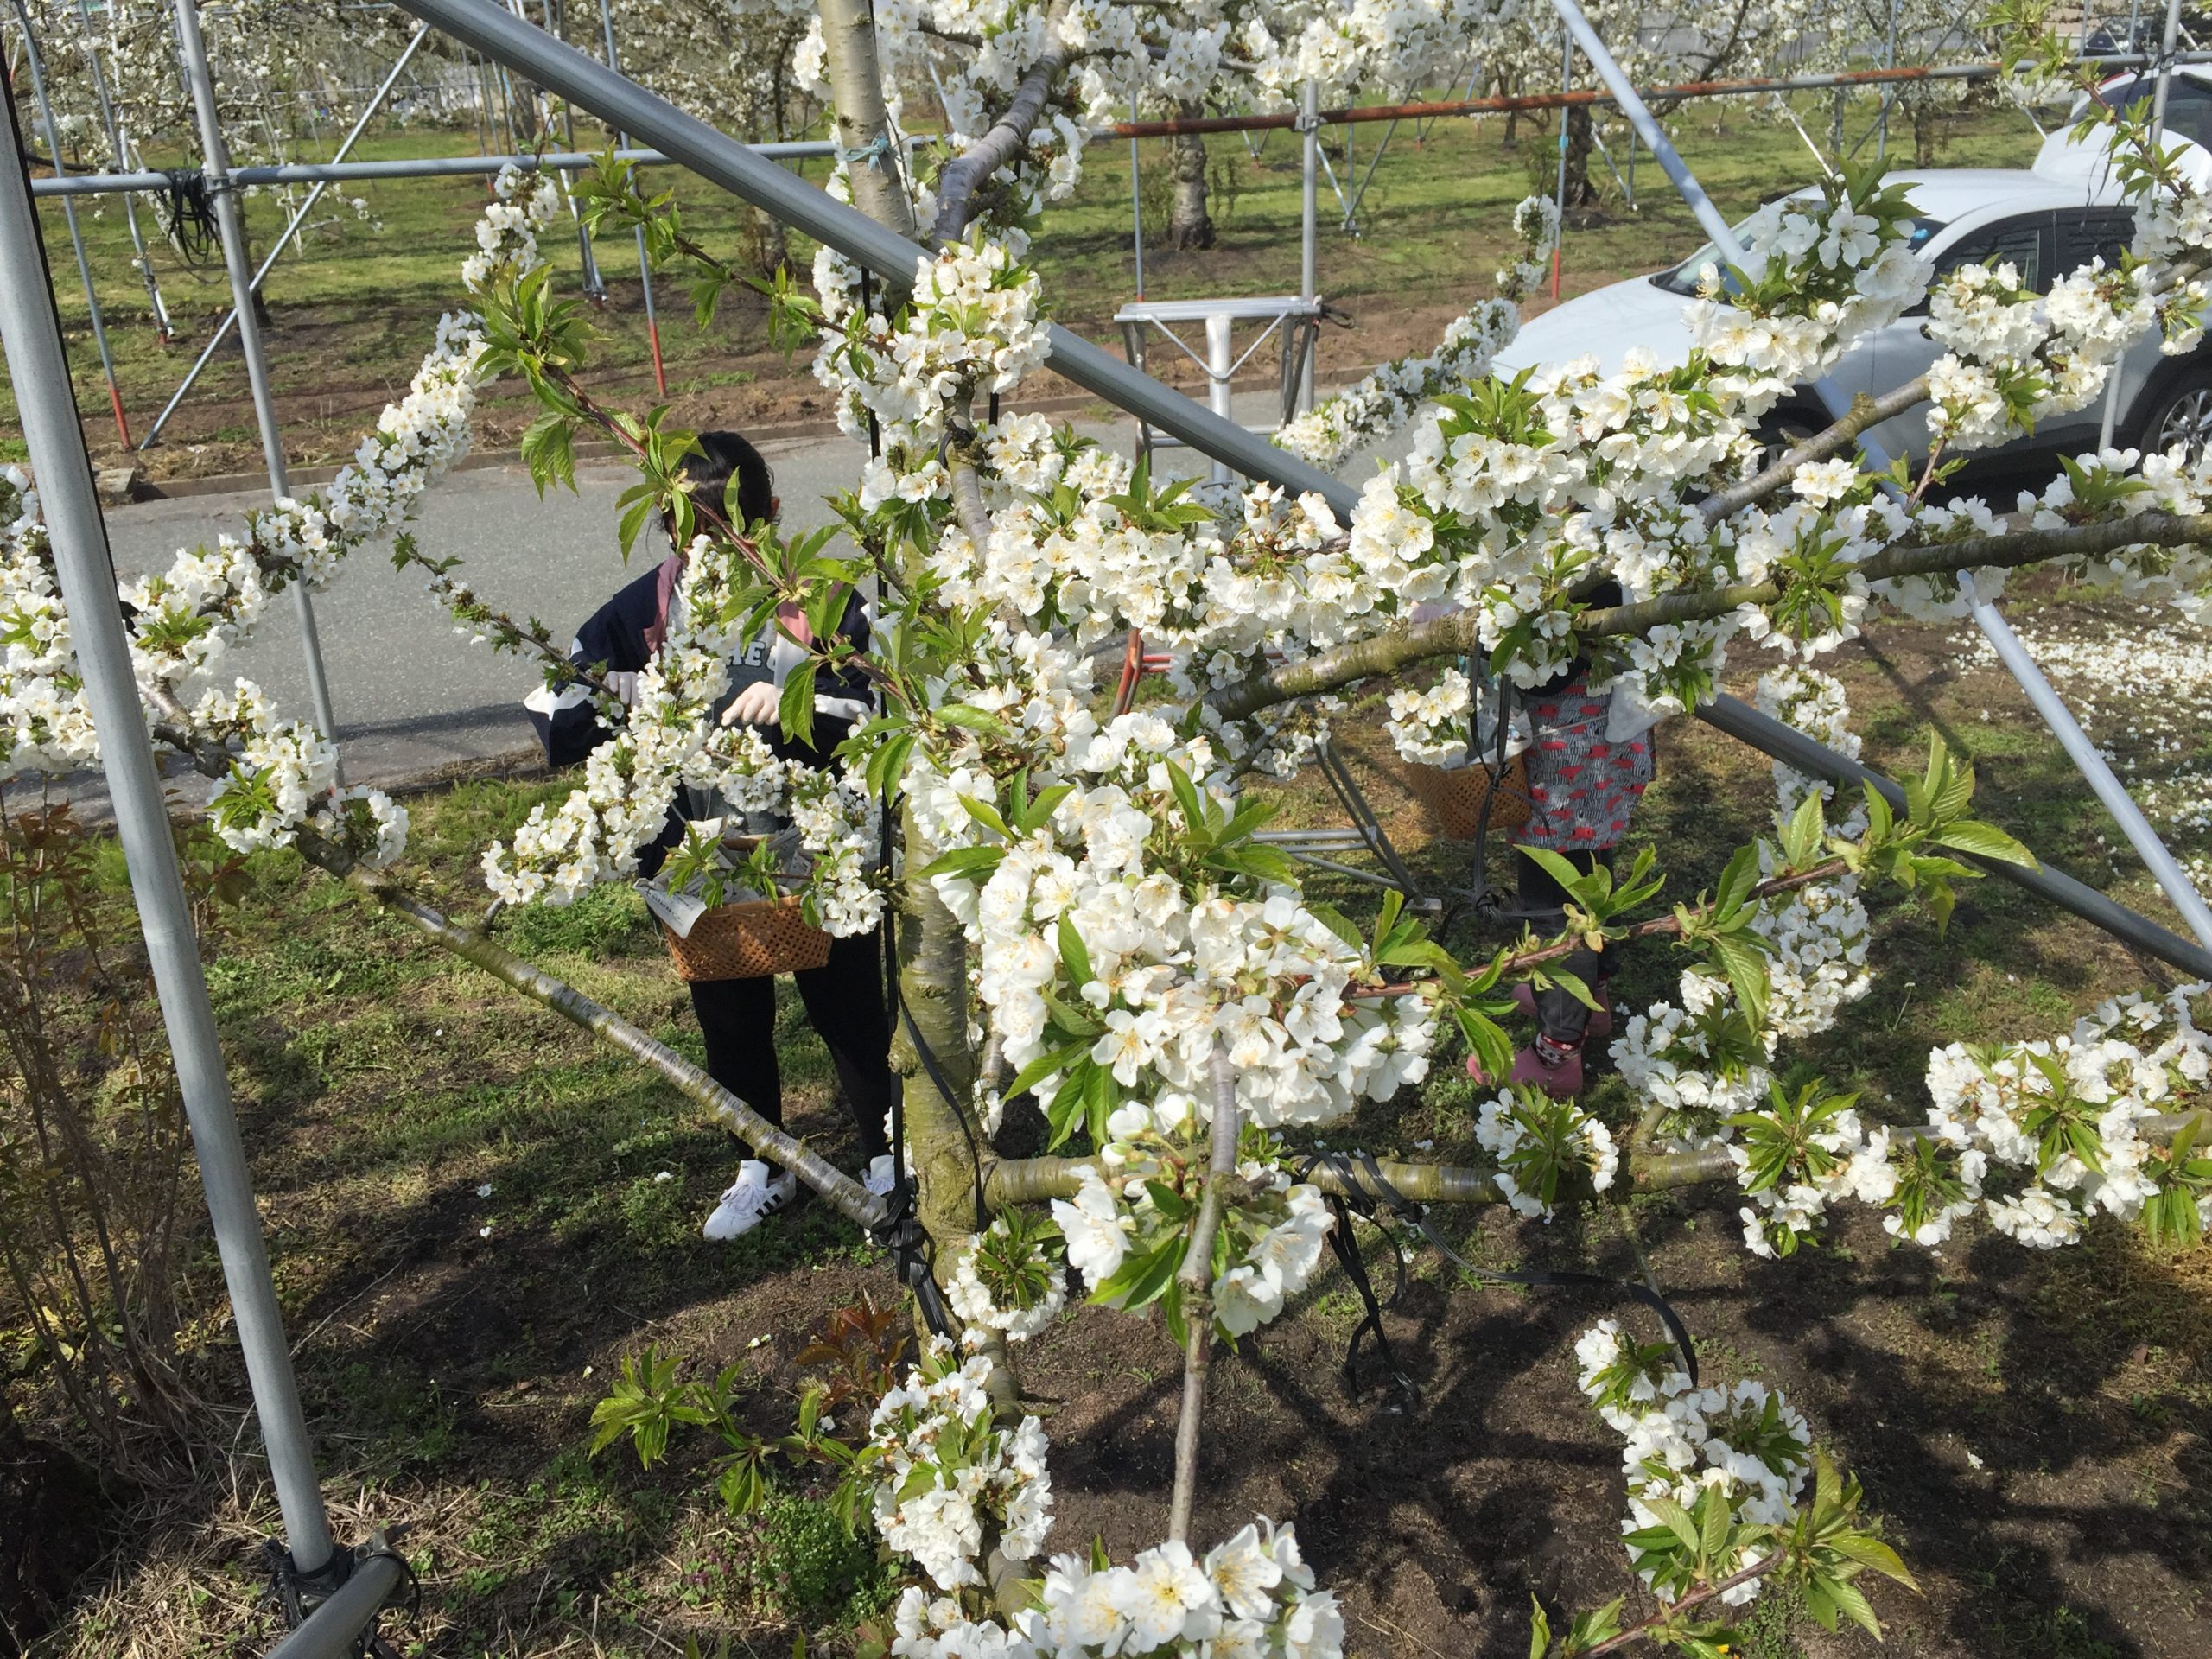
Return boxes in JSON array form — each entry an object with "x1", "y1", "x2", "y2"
[{"x1": 19, "y1": 583, "x2": 2212, "y2": 1659}]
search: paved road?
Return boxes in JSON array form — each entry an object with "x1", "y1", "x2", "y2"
[{"x1": 95, "y1": 390, "x2": 1387, "y2": 804}]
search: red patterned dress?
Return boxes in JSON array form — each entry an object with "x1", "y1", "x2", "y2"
[{"x1": 1514, "y1": 680, "x2": 1655, "y2": 852}]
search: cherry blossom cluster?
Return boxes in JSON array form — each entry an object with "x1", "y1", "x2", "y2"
[
  {"x1": 1681, "y1": 181, "x2": 1932, "y2": 387},
  {"x1": 1051, "y1": 1138, "x2": 1336, "y2": 1338},
  {"x1": 1382, "y1": 666, "x2": 1476, "y2": 766},
  {"x1": 1573, "y1": 1320, "x2": 1815, "y2": 1607},
  {"x1": 945, "y1": 1210, "x2": 1069, "y2": 1341},
  {"x1": 1474, "y1": 1090, "x2": 1620, "y2": 1220},
  {"x1": 1912, "y1": 983, "x2": 2211, "y2": 1249},
  {"x1": 937, "y1": 755, "x2": 1438, "y2": 1132},
  {"x1": 817, "y1": 234, "x2": 1051, "y2": 452},
  {"x1": 884, "y1": 1516, "x2": 1341, "y2": 1659},
  {"x1": 864, "y1": 1340, "x2": 1054, "y2": 1592}
]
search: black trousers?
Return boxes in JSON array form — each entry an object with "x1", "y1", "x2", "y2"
[
  {"x1": 1517, "y1": 847, "x2": 1616, "y2": 1046},
  {"x1": 687, "y1": 927, "x2": 893, "y2": 1164}
]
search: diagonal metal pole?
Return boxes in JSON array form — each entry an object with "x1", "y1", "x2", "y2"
[
  {"x1": 9, "y1": 0, "x2": 131, "y2": 447},
  {"x1": 141, "y1": 22, "x2": 432, "y2": 451},
  {"x1": 1966, "y1": 581, "x2": 2212, "y2": 949},
  {"x1": 71, "y1": 0, "x2": 173, "y2": 340},
  {"x1": 172, "y1": 0, "x2": 346, "y2": 776},
  {"x1": 385, "y1": 0, "x2": 1356, "y2": 506},
  {"x1": 0, "y1": 74, "x2": 336, "y2": 1581}
]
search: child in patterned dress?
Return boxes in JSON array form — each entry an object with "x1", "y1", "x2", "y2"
[{"x1": 1471, "y1": 586, "x2": 1657, "y2": 1097}]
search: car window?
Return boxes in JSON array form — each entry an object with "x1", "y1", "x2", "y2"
[
  {"x1": 2094, "y1": 73, "x2": 2212, "y2": 149},
  {"x1": 2056, "y1": 207, "x2": 2134, "y2": 275},
  {"x1": 1930, "y1": 219, "x2": 2044, "y2": 290},
  {"x1": 1649, "y1": 212, "x2": 1947, "y2": 296}
]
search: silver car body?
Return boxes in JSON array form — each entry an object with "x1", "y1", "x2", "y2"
[{"x1": 1493, "y1": 117, "x2": 2212, "y2": 467}]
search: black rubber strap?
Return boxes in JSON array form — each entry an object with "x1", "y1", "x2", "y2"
[{"x1": 1300, "y1": 1147, "x2": 1700, "y2": 1389}]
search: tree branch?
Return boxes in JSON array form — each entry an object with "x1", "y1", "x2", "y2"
[
  {"x1": 927, "y1": 7, "x2": 1071, "y2": 246},
  {"x1": 985, "y1": 1110, "x2": 2209, "y2": 1211},
  {"x1": 1167, "y1": 1043, "x2": 1240, "y2": 1544},
  {"x1": 1204, "y1": 510, "x2": 2212, "y2": 723}
]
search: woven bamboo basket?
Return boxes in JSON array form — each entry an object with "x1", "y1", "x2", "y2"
[
  {"x1": 663, "y1": 893, "x2": 831, "y2": 981},
  {"x1": 1404, "y1": 753, "x2": 1535, "y2": 839}
]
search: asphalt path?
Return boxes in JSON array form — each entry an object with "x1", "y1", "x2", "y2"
[{"x1": 92, "y1": 389, "x2": 1394, "y2": 804}]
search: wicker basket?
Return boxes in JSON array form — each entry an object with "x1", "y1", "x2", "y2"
[
  {"x1": 662, "y1": 893, "x2": 831, "y2": 981},
  {"x1": 1404, "y1": 753, "x2": 1535, "y2": 839}
]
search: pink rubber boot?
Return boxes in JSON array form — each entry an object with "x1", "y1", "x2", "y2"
[
  {"x1": 1468, "y1": 1033, "x2": 1586, "y2": 1099},
  {"x1": 1511, "y1": 981, "x2": 1614, "y2": 1043}
]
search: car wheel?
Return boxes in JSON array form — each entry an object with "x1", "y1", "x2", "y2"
[{"x1": 2137, "y1": 369, "x2": 2212, "y2": 465}]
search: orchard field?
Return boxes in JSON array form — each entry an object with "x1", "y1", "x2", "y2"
[{"x1": 10, "y1": 95, "x2": 2041, "y2": 482}]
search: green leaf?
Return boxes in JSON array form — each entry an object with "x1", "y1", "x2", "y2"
[
  {"x1": 779, "y1": 660, "x2": 818, "y2": 750},
  {"x1": 1003, "y1": 1041, "x2": 1088, "y2": 1103},
  {"x1": 519, "y1": 410, "x2": 578, "y2": 497},
  {"x1": 1713, "y1": 842, "x2": 1760, "y2": 917},
  {"x1": 1058, "y1": 915, "x2": 1094, "y2": 988},
  {"x1": 918, "y1": 844, "x2": 1004, "y2": 882},
  {"x1": 937, "y1": 702, "x2": 1012, "y2": 738},
  {"x1": 1528, "y1": 1597, "x2": 1551, "y2": 1659},
  {"x1": 1930, "y1": 817, "x2": 2037, "y2": 868}
]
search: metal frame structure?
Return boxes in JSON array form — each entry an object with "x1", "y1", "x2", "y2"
[
  {"x1": 9, "y1": 8, "x2": 2212, "y2": 1658},
  {"x1": 173, "y1": 0, "x2": 346, "y2": 772}
]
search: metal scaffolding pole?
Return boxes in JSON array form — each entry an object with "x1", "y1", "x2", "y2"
[
  {"x1": 172, "y1": 0, "x2": 346, "y2": 775},
  {"x1": 1298, "y1": 79, "x2": 1317, "y2": 411},
  {"x1": 0, "y1": 75, "x2": 337, "y2": 1583},
  {"x1": 1551, "y1": 22, "x2": 1571, "y2": 300},
  {"x1": 1879, "y1": 0, "x2": 1898, "y2": 162},
  {"x1": 592, "y1": 0, "x2": 664, "y2": 394},
  {"x1": 9, "y1": 0, "x2": 131, "y2": 447},
  {"x1": 1128, "y1": 91, "x2": 1145, "y2": 300},
  {"x1": 70, "y1": 0, "x2": 173, "y2": 340},
  {"x1": 141, "y1": 22, "x2": 433, "y2": 451}
]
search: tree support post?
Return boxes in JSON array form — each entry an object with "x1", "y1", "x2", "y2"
[
  {"x1": 142, "y1": 22, "x2": 435, "y2": 451},
  {"x1": 7, "y1": 0, "x2": 131, "y2": 447},
  {"x1": 69, "y1": 0, "x2": 174, "y2": 341},
  {"x1": 0, "y1": 81, "x2": 338, "y2": 1583},
  {"x1": 172, "y1": 0, "x2": 347, "y2": 781}
]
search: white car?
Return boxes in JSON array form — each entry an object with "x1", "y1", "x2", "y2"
[{"x1": 1494, "y1": 159, "x2": 2212, "y2": 470}]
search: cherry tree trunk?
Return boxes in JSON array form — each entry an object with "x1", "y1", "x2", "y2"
[
  {"x1": 810, "y1": 0, "x2": 982, "y2": 1255},
  {"x1": 813, "y1": 0, "x2": 918, "y2": 240},
  {"x1": 1169, "y1": 107, "x2": 1213, "y2": 251},
  {"x1": 1563, "y1": 106, "x2": 1599, "y2": 216}
]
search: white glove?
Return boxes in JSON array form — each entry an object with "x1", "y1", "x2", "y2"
[
  {"x1": 602, "y1": 670, "x2": 638, "y2": 708},
  {"x1": 721, "y1": 680, "x2": 782, "y2": 728}
]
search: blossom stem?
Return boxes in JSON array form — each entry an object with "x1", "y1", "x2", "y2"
[
  {"x1": 1576, "y1": 1550, "x2": 1784, "y2": 1656},
  {"x1": 1167, "y1": 1042, "x2": 1241, "y2": 1544}
]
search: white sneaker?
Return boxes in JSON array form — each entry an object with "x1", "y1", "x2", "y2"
[
  {"x1": 864, "y1": 1154, "x2": 898, "y2": 1198},
  {"x1": 703, "y1": 1160, "x2": 798, "y2": 1240}
]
